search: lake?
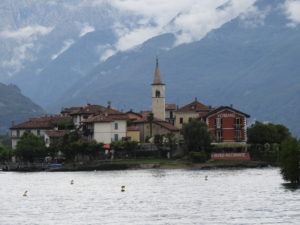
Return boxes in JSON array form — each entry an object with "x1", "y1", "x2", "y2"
[{"x1": 0, "y1": 168, "x2": 299, "y2": 225}]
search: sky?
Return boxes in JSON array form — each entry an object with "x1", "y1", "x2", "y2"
[{"x1": 0, "y1": 0, "x2": 300, "y2": 76}]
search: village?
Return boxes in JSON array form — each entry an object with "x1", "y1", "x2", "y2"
[{"x1": 8, "y1": 59, "x2": 251, "y2": 166}]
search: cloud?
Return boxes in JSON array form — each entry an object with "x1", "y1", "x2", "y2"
[
  {"x1": 79, "y1": 23, "x2": 95, "y2": 37},
  {"x1": 107, "y1": 0, "x2": 257, "y2": 51},
  {"x1": 284, "y1": 0, "x2": 300, "y2": 27},
  {"x1": 0, "y1": 25, "x2": 54, "y2": 75},
  {"x1": 51, "y1": 39, "x2": 75, "y2": 60},
  {"x1": 0, "y1": 25, "x2": 54, "y2": 41},
  {"x1": 1, "y1": 43, "x2": 35, "y2": 75}
]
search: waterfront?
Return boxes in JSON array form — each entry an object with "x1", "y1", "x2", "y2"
[{"x1": 0, "y1": 168, "x2": 299, "y2": 225}]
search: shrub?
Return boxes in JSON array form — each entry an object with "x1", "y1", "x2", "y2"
[{"x1": 189, "y1": 151, "x2": 207, "y2": 163}]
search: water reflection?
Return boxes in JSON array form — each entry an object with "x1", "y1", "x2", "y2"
[{"x1": 282, "y1": 183, "x2": 300, "y2": 191}]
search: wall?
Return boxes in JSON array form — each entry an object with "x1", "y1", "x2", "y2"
[
  {"x1": 174, "y1": 112, "x2": 198, "y2": 129},
  {"x1": 93, "y1": 120, "x2": 127, "y2": 143},
  {"x1": 127, "y1": 131, "x2": 140, "y2": 142},
  {"x1": 11, "y1": 129, "x2": 47, "y2": 149},
  {"x1": 207, "y1": 109, "x2": 247, "y2": 143}
]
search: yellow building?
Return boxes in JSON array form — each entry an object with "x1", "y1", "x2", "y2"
[
  {"x1": 175, "y1": 98, "x2": 212, "y2": 129},
  {"x1": 126, "y1": 126, "x2": 140, "y2": 142}
]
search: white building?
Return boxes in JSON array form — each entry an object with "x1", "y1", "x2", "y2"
[{"x1": 81, "y1": 114, "x2": 128, "y2": 143}]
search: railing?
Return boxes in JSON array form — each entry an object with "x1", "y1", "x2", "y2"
[{"x1": 234, "y1": 124, "x2": 242, "y2": 129}]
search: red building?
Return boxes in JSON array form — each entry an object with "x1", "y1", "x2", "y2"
[{"x1": 204, "y1": 106, "x2": 250, "y2": 144}]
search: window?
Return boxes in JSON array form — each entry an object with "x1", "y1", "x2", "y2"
[
  {"x1": 234, "y1": 118, "x2": 242, "y2": 129},
  {"x1": 215, "y1": 118, "x2": 222, "y2": 129},
  {"x1": 191, "y1": 105, "x2": 195, "y2": 110},
  {"x1": 179, "y1": 118, "x2": 183, "y2": 124},
  {"x1": 16, "y1": 130, "x2": 20, "y2": 137},
  {"x1": 114, "y1": 123, "x2": 118, "y2": 130},
  {"x1": 155, "y1": 90, "x2": 160, "y2": 97},
  {"x1": 170, "y1": 111, "x2": 174, "y2": 119},
  {"x1": 216, "y1": 130, "x2": 223, "y2": 142},
  {"x1": 37, "y1": 130, "x2": 40, "y2": 136},
  {"x1": 114, "y1": 134, "x2": 119, "y2": 141},
  {"x1": 235, "y1": 130, "x2": 241, "y2": 141}
]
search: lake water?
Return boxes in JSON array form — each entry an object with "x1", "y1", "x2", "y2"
[{"x1": 0, "y1": 168, "x2": 299, "y2": 225}]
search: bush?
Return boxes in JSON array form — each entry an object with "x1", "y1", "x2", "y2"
[{"x1": 189, "y1": 151, "x2": 208, "y2": 163}]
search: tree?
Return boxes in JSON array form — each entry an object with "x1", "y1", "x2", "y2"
[
  {"x1": 248, "y1": 121, "x2": 291, "y2": 145},
  {"x1": 279, "y1": 137, "x2": 300, "y2": 183},
  {"x1": 15, "y1": 132, "x2": 46, "y2": 163},
  {"x1": 181, "y1": 120, "x2": 211, "y2": 152},
  {"x1": 0, "y1": 146, "x2": 14, "y2": 162},
  {"x1": 147, "y1": 112, "x2": 154, "y2": 137}
]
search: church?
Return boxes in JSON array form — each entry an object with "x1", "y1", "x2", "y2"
[{"x1": 132, "y1": 59, "x2": 250, "y2": 145}]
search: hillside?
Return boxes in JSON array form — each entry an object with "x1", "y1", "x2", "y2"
[
  {"x1": 51, "y1": 0, "x2": 300, "y2": 136},
  {"x1": 0, "y1": 83, "x2": 44, "y2": 134}
]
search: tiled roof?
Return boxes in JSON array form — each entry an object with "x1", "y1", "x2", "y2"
[
  {"x1": 10, "y1": 115, "x2": 72, "y2": 129},
  {"x1": 204, "y1": 106, "x2": 250, "y2": 118},
  {"x1": 81, "y1": 114, "x2": 129, "y2": 123},
  {"x1": 154, "y1": 120, "x2": 179, "y2": 131},
  {"x1": 45, "y1": 130, "x2": 68, "y2": 137},
  {"x1": 165, "y1": 104, "x2": 177, "y2": 110},
  {"x1": 177, "y1": 99, "x2": 212, "y2": 112},
  {"x1": 127, "y1": 126, "x2": 139, "y2": 131},
  {"x1": 126, "y1": 111, "x2": 143, "y2": 120},
  {"x1": 134, "y1": 117, "x2": 179, "y2": 131},
  {"x1": 63, "y1": 104, "x2": 124, "y2": 116}
]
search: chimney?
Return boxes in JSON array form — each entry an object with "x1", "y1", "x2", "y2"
[
  {"x1": 107, "y1": 101, "x2": 111, "y2": 109},
  {"x1": 230, "y1": 104, "x2": 233, "y2": 108},
  {"x1": 195, "y1": 97, "x2": 198, "y2": 102}
]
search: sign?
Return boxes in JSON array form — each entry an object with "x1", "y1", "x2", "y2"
[
  {"x1": 211, "y1": 152, "x2": 250, "y2": 160},
  {"x1": 217, "y1": 113, "x2": 235, "y2": 118}
]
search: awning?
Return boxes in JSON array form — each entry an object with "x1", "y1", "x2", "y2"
[{"x1": 102, "y1": 144, "x2": 110, "y2": 149}]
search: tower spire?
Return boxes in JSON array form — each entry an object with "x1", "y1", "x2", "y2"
[{"x1": 153, "y1": 58, "x2": 163, "y2": 84}]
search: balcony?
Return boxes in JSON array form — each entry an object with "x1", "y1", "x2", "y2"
[
  {"x1": 234, "y1": 124, "x2": 242, "y2": 129},
  {"x1": 235, "y1": 137, "x2": 243, "y2": 142}
]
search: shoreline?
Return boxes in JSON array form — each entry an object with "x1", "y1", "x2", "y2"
[{"x1": 2, "y1": 159, "x2": 275, "y2": 172}]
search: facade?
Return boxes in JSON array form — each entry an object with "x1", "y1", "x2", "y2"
[
  {"x1": 81, "y1": 114, "x2": 128, "y2": 143},
  {"x1": 126, "y1": 126, "x2": 140, "y2": 142},
  {"x1": 10, "y1": 115, "x2": 72, "y2": 149},
  {"x1": 204, "y1": 106, "x2": 250, "y2": 144},
  {"x1": 152, "y1": 59, "x2": 166, "y2": 120},
  {"x1": 44, "y1": 130, "x2": 68, "y2": 147},
  {"x1": 134, "y1": 119, "x2": 180, "y2": 142},
  {"x1": 165, "y1": 104, "x2": 177, "y2": 125},
  {"x1": 175, "y1": 98, "x2": 212, "y2": 129}
]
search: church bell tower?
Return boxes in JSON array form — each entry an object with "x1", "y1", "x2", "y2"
[{"x1": 152, "y1": 58, "x2": 165, "y2": 120}]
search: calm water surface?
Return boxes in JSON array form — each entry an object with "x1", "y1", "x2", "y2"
[{"x1": 0, "y1": 168, "x2": 299, "y2": 225}]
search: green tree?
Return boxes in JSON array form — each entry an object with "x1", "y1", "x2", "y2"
[
  {"x1": 181, "y1": 120, "x2": 211, "y2": 152},
  {"x1": 15, "y1": 132, "x2": 46, "y2": 163},
  {"x1": 279, "y1": 137, "x2": 300, "y2": 183},
  {"x1": 0, "y1": 146, "x2": 14, "y2": 162},
  {"x1": 248, "y1": 122, "x2": 291, "y2": 144},
  {"x1": 147, "y1": 112, "x2": 154, "y2": 137}
]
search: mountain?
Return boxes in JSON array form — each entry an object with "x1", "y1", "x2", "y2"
[
  {"x1": 51, "y1": 0, "x2": 300, "y2": 136},
  {"x1": 0, "y1": 83, "x2": 45, "y2": 134},
  {"x1": 14, "y1": 29, "x2": 117, "y2": 108}
]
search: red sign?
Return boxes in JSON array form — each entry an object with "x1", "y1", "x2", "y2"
[{"x1": 211, "y1": 152, "x2": 250, "y2": 160}]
